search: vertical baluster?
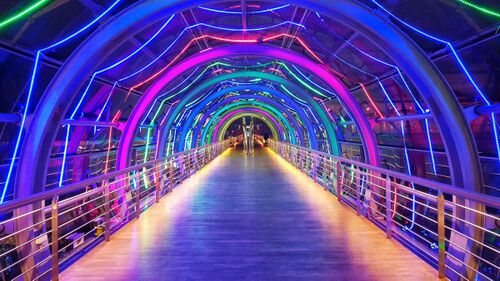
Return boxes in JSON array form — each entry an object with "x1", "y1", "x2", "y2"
[
  {"x1": 104, "y1": 182, "x2": 111, "y2": 242},
  {"x1": 195, "y1": 149, "x2": 199, "y2": 171},
  {"x1": 135, "y1": 179, "x2": 140, "y2": 219},
  {"x1": 51, "y1": 195, "x2": 59, "y2": 281},
  {"x1": 322, "y1": 156, "x2": 328, "y2": 191},
  {"x1": 355, "y1": 167, "x2": 361, "y2": 216},
  {"x1": 312, "y1": 154, "x2": 317, "y2": 183},
  {"x1": 385, "y1": 176, "x2": 392, "y2": 239},
  {"x1": 336, "y1": 161, "x2": 342, "y2": 203},
  {"x1": 133, "y1": 167, "x2": 141, "y2": 219},
  {"x1": 154, "y1": 162, "x2": 160, "y2": 203},
  {"x1": 169, "y1": 159, "x2": 174, "y2": 191},
  {"x1": 437, "y1": 191, "x2": 446, "y2": 278}
]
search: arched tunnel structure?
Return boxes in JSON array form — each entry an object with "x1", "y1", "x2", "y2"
[{"x1": 0, "y1": 1, "x2": 498, "y2": 280}]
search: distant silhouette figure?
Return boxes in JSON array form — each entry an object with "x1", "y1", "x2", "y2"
[{"x1": 242, "y1": 117, "x2": 255, "y2": 155}]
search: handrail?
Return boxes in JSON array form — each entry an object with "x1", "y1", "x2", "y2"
[
  {"x1": 268, "y1": 139, "x2": 499, "y2": 281},
  {"x1": 0, "y1": 142, "x2": 224, "y2": 213},
  {"x1": 0, "y1": 139, "x2": 233, "y2": 281},
  {"x1": 277, "y1": 140, "x2": 499, "y2": 208}
]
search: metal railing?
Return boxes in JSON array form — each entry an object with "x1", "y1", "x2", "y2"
[
  {"x1": 268, "y1": 139, "x2": 499, "y2": 281},
  {"x1": 0, "y1": 140, "x2": 232, "y2": 281}
]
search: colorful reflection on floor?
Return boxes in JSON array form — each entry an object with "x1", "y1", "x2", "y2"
[{"x1": 61, "y1": 145, "x2": 437, "y2": 280}]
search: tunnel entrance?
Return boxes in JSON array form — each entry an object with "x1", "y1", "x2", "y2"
[{"x1": 223, "y1": 116, "x2": 273, "y2": 142}]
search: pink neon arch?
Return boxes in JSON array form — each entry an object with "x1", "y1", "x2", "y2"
[{"x1": 117, "y1": 44, "x2": 380, "y2": 170}]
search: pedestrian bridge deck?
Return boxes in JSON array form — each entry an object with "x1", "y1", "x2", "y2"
[{"x1": 61, "y1": 146, "x2": 437, "y2": 280}]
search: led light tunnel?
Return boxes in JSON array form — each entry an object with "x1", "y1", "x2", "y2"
[
  {"x1": 175, "y1": 84, "x2": 322, "y2": 151},
  {"x1": 199, "y1": 102, "x2": 298, "y2": 146}
]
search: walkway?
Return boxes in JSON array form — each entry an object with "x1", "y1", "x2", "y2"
[{"x1": 61, "y1": 146, "x2": 437, "y2": 280}]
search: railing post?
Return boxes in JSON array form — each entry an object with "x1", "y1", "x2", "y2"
[
  {"x1": 135, "y1": 183, "x2": 140, "y2": 219},
  {"x1": 437, "y1": 191, "x2": 446, "y2": 279},
  {"x1": 154, "y1": 162, "x2": 160, "y2": 203},
  {"x1": 104, "y1": 183, "x2": 111, "y2": 242},
  {"x1": 385, "y1": 176, "x2": 392, "y2": 239},
  {"x1": 169, "y1": 159, "x2": 174, "y2": 191},
  {"x1": 194, "y1": 150, "x2": 198, "y2": 172},
  {"x1": 300, "y1": 151, "x2": 303, "y2": 170},
  {"x1": 50, "y1": 195, "x2": 59, "y2": 281},
  {"x1": 336, "y1": 161, "x2": 342, "y2": 203},
  {"x1": 312, "y1": 154, "x2": 317, "y2": 183},
  {"x1": 355, "y1": 167, "x2": 361, "y2": 216},
  {"x1": 188, "y1": 153, "x2": 193, "y2": 176}
]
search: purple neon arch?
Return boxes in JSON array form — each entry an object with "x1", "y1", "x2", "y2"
[
  {"x1": 117, "y1": 44, "x2": 379, "y2": 171},
  {"x1": 211, "y1": 109, "x2": 284, "y2": 142}
]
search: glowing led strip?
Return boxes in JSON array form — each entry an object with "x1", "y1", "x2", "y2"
[
  {"x1": 0, "y1": 0, "x2": 50, "y2": 29},
  {"x1": 373, "y1": 0, "x2": 489, "y2": 105},
  {"x1": 123, "y1": 33, "x2": 323, "y2": 98},
  {"x1": 275, "y1": 62, "x2": 328, "y2": 98},
  {"x1": 373, "y1": 0, "x2": 499, "y2": 161},
  {"x1": 110, "y1": 29, "x2": 322, "y2": 154},
  {"x1": 378, "y1": 79, "x2": 417, "y2": 229},
  {"x1": 217, "y1": 113, "x2": 279, "y2": 142},
  {"x1": 184, "y1": 92, "x2": 313, "y2": 150},
  {"x1": 358, "y1": 83, "x2": 383, "y2": 118},
  {"x1": 209, "y1": 103, "x2": 296, "y2": 144},
  {"x1": 215, "y1": 111, "x2": 281, "y2": 143},
  {"x1": 118, "y1": 21, "x2": 305, "y2": 83},
  {"x1": 372, "y1": 0, "x2": 499, "y2": 162},
  {"x1": 165, "y1": 70, "x2": 332, "y2": 152},
  {"x1": 182, "y1": 63, "x2": 326, "y2": 112},
  {"x1": 454, "y1": 0, "x2": 500, "y2": 18},
  {"x1": 211, "y1": 61, "x2": 330, "y2": 110},
  {"x1": 71, "y1": 14, "x2": 176, "y2": 119},
  {"x1": 198, "y1": 4, "x2": 290, "y2": 14},
  {"x1": 335, "y1": 50, "x2": 437, "y2": 174},
  {"x1": 209, "y1": 108, "x2": 284, "y2": 144},
  {"x1": 1, "y1": 0, "x2": 121, "y2": 202},
  {"x1": 181, "y1": 87, "x2": 315, "y2": 149},
  {"x1": 291, "y1": 65, "x2": 336, "y2": 96},
  {"x1": 121, "y1": 44, "x2": 379, "y2": 167},
  {"x1": 59, "y1": 14, "x2": 176, "y2": 187},
  {"x1": 201, "y1": 103, "x2": 295, "y2": 145},
  {"x1": 121, "y1": 37, "x2": 330, "y2": 149},
  {"x1": 335, "y1": 45, "x2": 419, "y2": 227},
  {"x1": 343, "y1": 40, "x2": 425, "y2": 113}
]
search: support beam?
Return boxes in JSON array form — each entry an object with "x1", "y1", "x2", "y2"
[
  {"x1": 63, "y1": 119, "x2": 120, "y2": 128},
  {"x1": 375, "y1": 113, "x2": 432, "y2": 123},
  {"x1": 0, "y1": 113, "x2": 21, "y2": 124},
  {"x1": 0, "y1": 39, "x2": 145, "y2": 97},
  {"x1": 475, "y1": 103, "x2": 500, "y2": 115}
]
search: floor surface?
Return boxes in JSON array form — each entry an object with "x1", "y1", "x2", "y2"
[{"x1": 61, "y1": 146, "x2": 437, "y2": 280}]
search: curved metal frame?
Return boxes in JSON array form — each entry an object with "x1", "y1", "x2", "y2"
[
  {"x1": 198, "y1": 102, "x2": 298, "y2": 145},
  {"x1": 215, "y1": 113, "x2": 277, "y2": 142},
  {"x1": 212, "y1": 111, "x2": 281, "y2": 141},
  {"x1": 187, "y1": 97, "x2": 304, "y2": 148},
  {"x1": 154, "y1": 69, "x2": 342, "y2": 158},
  {"x1": 176, "y1": 84, "x2": 321, "y2": 151},
  {"x1": 118, "y1": 47, "x2": 382, "y2": 171}
]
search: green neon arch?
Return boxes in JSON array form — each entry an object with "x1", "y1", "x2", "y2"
[
  {"x1": 187, "y1": 92, "x2": 314, "y2": 149},
  {"x1": 201, "y1": 103, "x2": 295, "y2": 146},
  {"x1": 217, "y1": 113, "x2": 279, "y2": 141},
  {"x1": 199, "y1": 102, "x2": 297, "y2": 146},
  {"x1": 179, "y1": 88, "x2": 318, "y2": 150}
]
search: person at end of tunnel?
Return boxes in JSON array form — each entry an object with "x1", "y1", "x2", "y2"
[{"x1": 263, "y1": 133, "x2": 269, "y2": 146}]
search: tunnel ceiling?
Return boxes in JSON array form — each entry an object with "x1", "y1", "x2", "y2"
[{"x1": 0, "y1": 0, "x2": 499, "y2": 202}]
